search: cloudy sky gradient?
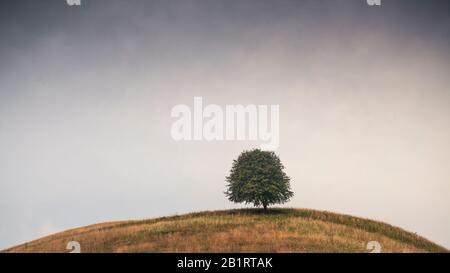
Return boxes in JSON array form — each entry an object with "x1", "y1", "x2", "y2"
[{"x1": 1, "y1": 0, "x2": 449, "y2": 249}]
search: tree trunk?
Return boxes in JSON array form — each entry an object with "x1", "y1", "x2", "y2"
[{"x1": 263, "y1": 204, "x2": 267, "y2": 211}]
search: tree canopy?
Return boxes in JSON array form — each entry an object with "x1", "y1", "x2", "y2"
[{"x1": 225, "y1": 149, "x2": 293, "y2": 210}]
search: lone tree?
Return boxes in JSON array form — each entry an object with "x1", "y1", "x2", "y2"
[{"x1": 225, "y1": 149, "x2": 293, "y2": 211}]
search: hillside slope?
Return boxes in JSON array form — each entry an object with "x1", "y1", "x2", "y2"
[{"x1": 2, "y1": 208, "x2": 447, "y2": 253}]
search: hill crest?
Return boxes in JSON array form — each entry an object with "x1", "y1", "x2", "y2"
[{"x1": 2, "y1": 208, "x2": 447, "y2": 253}]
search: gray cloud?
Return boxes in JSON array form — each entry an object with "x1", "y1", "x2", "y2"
[{"x1": 1, "y1": 0, "x2": 449, "y2": 249}]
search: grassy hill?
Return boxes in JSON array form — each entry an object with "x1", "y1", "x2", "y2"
[{"x1": 2, "y1": 208, "x2": 447, "y2": 253}]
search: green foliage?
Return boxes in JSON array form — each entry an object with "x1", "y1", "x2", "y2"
[{"x1": 225, "y1": 149, "x2": 294, "y2": 210}]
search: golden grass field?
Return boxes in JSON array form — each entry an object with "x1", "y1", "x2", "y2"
[{"x1": 2, "y1": 208, "x2": 447, "y2": 253}]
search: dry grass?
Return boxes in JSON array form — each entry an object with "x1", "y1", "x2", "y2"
[{"x1": 2, "y1": 208, "x2": 447, "y2": 253}]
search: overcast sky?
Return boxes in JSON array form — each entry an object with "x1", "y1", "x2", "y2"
[{"x1": 1, "y1": 0, "x2": 449, "y2": 250}]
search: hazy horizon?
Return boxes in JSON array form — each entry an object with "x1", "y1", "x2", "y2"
[{"x1": 1, "y1": 0, "x2": 449, "y2": 249}]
